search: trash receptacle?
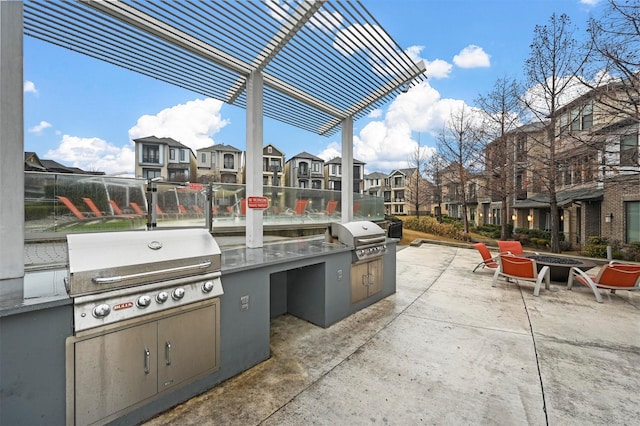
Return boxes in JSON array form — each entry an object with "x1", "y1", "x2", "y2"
[{"x1": 388, "y1": 219, "x2": 402, "y2": 239}]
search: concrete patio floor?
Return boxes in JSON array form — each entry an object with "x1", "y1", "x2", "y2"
[{"x1": 142, "y1": 243, "x2": 640, "y2": 426}]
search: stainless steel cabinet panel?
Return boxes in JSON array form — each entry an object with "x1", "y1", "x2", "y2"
[
  {"x1": 74, "y1": 322, "x2": 158, "y2": 426},
  {"x1": 350, "y1": 258, "x2": 383, "y2": 304},
  {"x1": 158, "y1": 304, "x2": 217, "y2": 391}
]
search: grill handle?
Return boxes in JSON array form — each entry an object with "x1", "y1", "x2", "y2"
[
  {"x1": 356, "y1": 236, "x2": 386, "y2": 246},
  {"x1": 92, "y1": 260, "x2": 212, "y2": 284}
]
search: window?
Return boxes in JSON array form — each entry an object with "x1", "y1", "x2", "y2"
[
  {"x1": 626, "y1": 201, "x2": 640, "y2": 243},
  {"x1": 570, "y1": 107, "x2": 580, "y2": 131},
  {"x1": 142, "y1": 168, "x2": 161, "y2": 179},
  {"x1": 267, "y1": 146, "x2": 272, "y2": 154},
  {"x1": 394, "y1": 176, "x2": 403, "y2": 187},
  {"x1": 353, "y1": 165, "x2": 361, "y2": 177},
  {"x1": 142, "y1": 145, "x2": 160, "y2": 164},
  {"x1": 201, "y1": 153, "x2": 207, "y2": 163},
  {"x1": 179, "y1": 150, "x2": 185, "y2": 162},
  {"x1": 223, "y1": 154, "x2": 234, "y2": 169},
  {"x1": 620, "y1": 133, "x2": 638, "y2": 167},
  {"x1": 582, "y1": 102, "x2": 593, "y2": 129},
  {"x1": 312, "y1": 180, "x2": 322, "y2": 189},
  {"x1": 169, "y1": 149, "x2": 176, "y2": 161},
  {"x1": 312, "y1": 162, "x2": 321, "y2": 172},
  {"x1": 298, "y1": 162, "x2": 308, "y2": 175}
]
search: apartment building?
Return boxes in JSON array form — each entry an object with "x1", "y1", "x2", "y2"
[
  {"x1": 503, "y1": 83, "x2": 640, "y2": 246},
  {"x1": 284, "y1": 152, "x2": 325, "y2": 189},
  {"x1": 133, "y1": 136, "x2": 196, "y2": 182},
  {"x1": 261, "y1": 144, "x2": 285, "y2": 187},
  {"x1": 324, "y1": 157, "x2": 365, "y2": 193},
  {"x1": 364, "y1": 172, "x2": 387, "y2": 198},
  {"x1": 196, "y1": 143, "x2": 243, "y2": 184}
]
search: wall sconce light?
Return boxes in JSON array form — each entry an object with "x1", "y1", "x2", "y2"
[
  {"x1": 479, "y1": 213, "x2": 483, "y2": 217},
  {"x1": 605, "y1": 213, "x2": 613, "y2": 223},
  {"x1": 527, "y1": 215, "x2": 533, "y2": 222},
  {"x1": 511, "y1": 214, "x2": 517, "y2": 221},
  {"x1": 560, "y1": 214, "x2": 564, "y2": 221}
]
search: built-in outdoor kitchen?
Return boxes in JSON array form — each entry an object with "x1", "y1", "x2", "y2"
[
  {"x1": 1, "y1": 224, "x2": 397, "y2": 425},
  {"x1": 0, "y1": 2, "x2": 422, "y2": 425}
]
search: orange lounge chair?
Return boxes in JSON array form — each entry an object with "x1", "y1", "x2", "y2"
[
  {"x1": 192, "y1": 205, "x2": 204, "y2": 217},
  {"x1": 108, "y1": 199, "x2": 139, "y2": 218},
  {"x1": 324, "y1": 199, "x2": 338, "y2": 215},
  {"x1": 492, "y1": 254, "x2": 550, "y2": 296},
  {"x1": 82, "y1": 197, "x2": 104, "y2": 217},
  {"x1": 129, "y1": 202, "x2": 146, "y2": 216},
  {"x1": 497, "y1": 240, "x2": 524, "y2": 256},
  {"x1": 177, "y1": 205, "x2": 188, "y2": 216},
  {"x1": 472, "y1": 242, "x2": 499, "y2": 272},
  {"x1": 568, "y1": 262, "x2": 640, "y2": 303},
  {"x1": 56, "y1": 195, "x2": 86, "y2": 220}
]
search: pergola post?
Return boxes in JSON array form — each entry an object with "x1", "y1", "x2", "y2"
[
  {"x1": 245, "y1": 69, "x2": 264, "y2": 248},
  {"x1": 341, "y1": 116, "x2": 354, "y2": 223},
  {"x1": 0, "y1": 1, "x2": 24, "y2": 280}
]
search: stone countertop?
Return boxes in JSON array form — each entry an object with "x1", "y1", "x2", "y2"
[{"x1": 3, "y1": 235, "x2": 357, "y2": 317}]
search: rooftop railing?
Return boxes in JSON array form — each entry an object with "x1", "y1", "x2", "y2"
[{"x1": 24, "y1": 172, "x2": 384, "y2": 239}]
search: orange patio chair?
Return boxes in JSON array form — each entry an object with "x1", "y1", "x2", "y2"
[
  {"x1": 567, "y1": 262, "x2": 640, "y2": 303},
  {"x1": 56, "y1": 195, "x2": 86, "y2": 220},
  {"x1": 492, "y1": 254, "x2": 550, "y2": 296},
  {"x1": 472, "y1": 242, "x2": 499, "y2": 272},
  {"x1": 497, "y1": 240, "x2": 524, "y2": 256},
  {"x1": 177, "y1": 204, "x2": 188, "y2": 216}
]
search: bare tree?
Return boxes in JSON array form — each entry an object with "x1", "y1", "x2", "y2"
[
  {"x1": 405, "y1": 140, "x2": 431, "y2": 217},
  {"x1": 424, "y1": 152, "x2": 446, "y2": 221},
  {"x1": 586, "y1": 0, "x2": 640, "y2": 124},
  {"x1": 475, "y1": 76, "x2": 524, "y2": 240},
  {"x1": 437, "y1": 104, "x2": 482, "y2": 235},
  {"x1": 523, "y1": 13, "x2": 589, "y2": 253}
]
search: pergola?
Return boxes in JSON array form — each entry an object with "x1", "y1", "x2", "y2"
[{"x1": 1, "y1": 1, "x2": 425, "y2": 278}]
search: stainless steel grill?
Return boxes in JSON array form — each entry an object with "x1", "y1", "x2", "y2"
[
  {"x1": 328, "y1": 221, "x2": 387, "y2": 263},
  {"x1": 66, "y1": 229, "x2": 223, "y2": 332}
]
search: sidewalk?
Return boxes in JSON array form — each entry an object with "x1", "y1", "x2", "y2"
[{"x1": 143, "y1": 243, "x2": 640, "y2": 425}]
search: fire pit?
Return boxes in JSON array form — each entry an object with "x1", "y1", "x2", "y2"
[{"x1": 526, "y1": 255, "x2": 596, "y2": 282}]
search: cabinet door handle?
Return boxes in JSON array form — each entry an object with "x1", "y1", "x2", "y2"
[
  {"x1": 165, "y1": 341, "x2": 172, "y2": 365},
  {"x1": 144, "y1": 348, "x2": 150, "y2": 374}
]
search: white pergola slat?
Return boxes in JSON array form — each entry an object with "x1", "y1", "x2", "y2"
[{"x1": 24, "y1": 0, "x2": 426, "y2": 136}]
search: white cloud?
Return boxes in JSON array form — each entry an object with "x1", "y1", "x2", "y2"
[
  {"x1": 320, "y1": 82, "x2": 471, "y2": 173},
  {"x1": 367, "y1": 109, "x2": 383, "y2": 119},
  {"x1": 128, "y1": 98, "x2": 230, "y2": 152},
  {"x1": 45, "y1": 135, "x2": 135, "y2": 175},
  {"x1": 453, "y1": 45, "x2": 491, "y2": 68},
  {"x1": 405, "y1": 45, "x2": 451, "y2": 79},
  {"x1": 24, "y1": 80, "x2": 38, "y2": 95},
  {"x1": 28, "y1": 121, "x2": 52, "y2": 134},
  {"x1": 580, "y1": 0, "x2": 601, "y2": 6},
  {"x1": 522, "y1": 75, "x2": 592, "y2": 118}
]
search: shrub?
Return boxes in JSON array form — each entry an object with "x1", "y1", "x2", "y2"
[{"x1": 402, "y1": 216, "x2": 466, "y2": 241}]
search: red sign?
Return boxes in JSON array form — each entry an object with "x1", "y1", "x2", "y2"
[
  {"x1": 247, "y1": 196, "x2": 269, "y2": 209},
  {"x1": 189, "y1": 183, "x2": 203, "y2": 191}
]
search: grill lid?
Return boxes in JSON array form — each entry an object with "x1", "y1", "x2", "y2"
[
  {"x1": 67, "y1": 229, "x2": 221, "y2": 296},
  {"x1": 329, "y1": 221, "x2": 386, "y2": 246}
]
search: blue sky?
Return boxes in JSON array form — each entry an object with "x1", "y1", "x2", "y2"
[{"x1": 23, "y1": 0, "x2": 605, "y2": 176}]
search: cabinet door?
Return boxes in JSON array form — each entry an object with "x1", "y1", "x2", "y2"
[
  {"x1": 367, "y1": 258, "x2": 383, "y2": 296},
  {"x1": 74, "y1": 322, "x2": 157, "y2": 426},
  {"x1": 157, "y1": 303, "x2": 218, "y2": 391},
  {"x1": 351, "y1": 262, "x2": 370, "y2": 304}
]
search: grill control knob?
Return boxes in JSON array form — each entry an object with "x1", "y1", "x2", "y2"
[
  {"x1": 156, "y1": 291, "x2": 169, "y2": 303},
  {"x1": 93, "y1": 304, "x2": 111, "y2": 318},
  {"x1": 172, "y1": 287, "x2": 185, "y2": 300},
  {"x1": 137, "y1": 295, "x2": 152, "y2": 308},
  {"x1": 202, "y1": 281, "x2": 215, "y2": 293}
]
